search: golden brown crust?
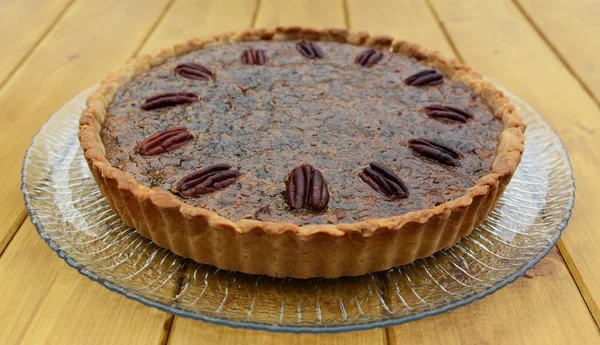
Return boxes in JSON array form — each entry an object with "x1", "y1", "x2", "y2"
[{"x1": 78, "y1": 27, "x2": 525, "y2": 278}]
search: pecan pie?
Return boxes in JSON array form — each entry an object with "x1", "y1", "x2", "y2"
[{"x1": 79, "y1": 27, "x2": 525, "y2": 278}]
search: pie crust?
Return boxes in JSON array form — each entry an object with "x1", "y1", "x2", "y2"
[{"x1": 78, "y1": 27, "x2": 525, "y2": 278}]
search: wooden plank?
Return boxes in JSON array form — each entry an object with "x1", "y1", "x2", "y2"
[
  {"x1": 255, "y1": 0, "x2": 345, "y2": 28},
  {"x1": 167, "y1": 318, "x2": 387, "y2": 345},
  {"x1": 389, "y1": 249, "x2": 600, "y2": 344},
  {"x1": 0, "y1": 0, "x2": 73, "y2": 86},
  {"x1": 346, "y1": 0, "x2": 454, "y2": 57},
  {"x1": 0, "y1": 0, "x2": 172, "y2": 254},
  {"x1": 427, "y1": 0, "x2": 600, "y2": 327},
  {"x1": 0, "y1": 222, "x2": 173, "y2": 345},
  {"x1": 515, "y1": 0, "x2": 600, "y2": 103}
]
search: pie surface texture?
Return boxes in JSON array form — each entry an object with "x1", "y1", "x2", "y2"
[{"x1": 79, "y1": 27, "x2": 525, "y2": 278}]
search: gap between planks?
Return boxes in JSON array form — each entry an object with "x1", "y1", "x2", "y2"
[
  {"x1": 423, "y1": 0, "x2": 465, "y2": 64},
  {"x1": 0, "y1": 0, "x2": 177, "y2": 261},
  {"x1": 153, "y1": 1, "x2": 387, "y2": 343},
  {"x1": 152, "y1": 0, "x2": 260, "y2": 343},
  {"x1": 10, "y1": 0, "x2": 590, "y2": 341},
  {"x1": 511, "y1": 0, "x2": 600, "y2": 108},
  {"x1": 0, "y1": 0, "x2": 180, "y2": 343},
  {"x1": 424, "y1": 0, "x2": 600, "y2": 333},
  {"x1": 342, "y1": 0, "x2": 350, "y2": 30},
  {"x1": 0, "y1": 0, "x2": 77, "y2": 90},
  {"x1": 510, "y1": 0, "x2": 600, "y2": 329},
  {"x1": 251, "y1": 0, "x2": 262, "y2": 28},
  {"x1": 0, "y1": 0, "x2": 78, "y2": 258},
  {"x1": 556, "y1": 242, "x2": 600, "y2": 328},
  {"x1": 130, "y1": 0, "x2": 178, "y2": 59}
]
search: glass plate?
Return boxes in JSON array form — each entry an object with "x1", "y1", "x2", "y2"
[{"x1": 22, "y1": 82, "x2": 574, "y2": 333}]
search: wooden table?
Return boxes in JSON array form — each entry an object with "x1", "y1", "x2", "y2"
[{"x1": 1, "y1": 0, "x2": 599, "y2": 343}]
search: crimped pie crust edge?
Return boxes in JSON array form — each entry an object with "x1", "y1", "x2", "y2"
[{"x1": 78, "y1": 27, "x2": 525, "y2": 278}]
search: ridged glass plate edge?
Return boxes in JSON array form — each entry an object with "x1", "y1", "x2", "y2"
[{"x1": 21, "y1": 83, "x2": 575, "y2": 333}]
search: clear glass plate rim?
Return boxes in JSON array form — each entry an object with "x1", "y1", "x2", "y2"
[{"x1": 20, "y1": 83, "x2": 576, "y2": 334}]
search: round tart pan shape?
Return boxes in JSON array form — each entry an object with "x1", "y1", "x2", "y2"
[{"x1": 78, "y1": 27, "x2": 525, "y2": 278}]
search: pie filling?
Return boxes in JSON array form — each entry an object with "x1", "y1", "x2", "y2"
[{"x1": 101, "y1": 41, "x2": 502, "y2": 225}]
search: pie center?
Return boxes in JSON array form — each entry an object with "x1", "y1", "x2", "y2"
[{"x1": 101, "y1": 41, "x2": 502, "y2": 225}]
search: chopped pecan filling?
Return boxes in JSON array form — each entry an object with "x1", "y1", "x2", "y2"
[{"x1": 102, "y1": 41, "x2": 501, "y2": 223}]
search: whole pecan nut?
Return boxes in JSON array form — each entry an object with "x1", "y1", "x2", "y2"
[
  {"x1": 408, "y1": 138, "x2": 461, "y2": 166},
  {"x1": 423, "y1": 105, "x2": 472, "y2": 123},
  {"x1": 359, "y1": 163, "x2": 409, "y2": 200},
  {"x1": 135, "y1": 127, "x2": 194, "y2": 156},
  {"x1": 174, "y1": 63, "x2": 213, "y2": 80},
  {"x1": 404, "y1": 69, "x2": 444, "y2": 87},
  {"x1": 296, "y1": 41, "x2": 325, "y2": 59},
  {"x1": 285, "y1": 164, "x2": 330, "y2": 211},
  {"x1": 176, "y1": 164, "x2": 241, "y2": 197},
  {"x1": 241, "y1": 48, "x2": 268, "y2": 65},
  {"x1": 141, "y1": 92, "x2": 198, "y2": 110},
  {"x1": 354, "y1": 48, "x2": 384, "y2": 67}
]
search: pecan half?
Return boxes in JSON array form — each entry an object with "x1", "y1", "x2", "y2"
[
  {"x1": 141, "y1": 92, "x2": 198, "y2": 110},
  {"x1": 408, "y1": 138, "x2": 461, "y2": 166},
  {"x1": 404, "y1": 69, "x2": 443, "y2": 86},
  {"x1": 359, "y1": 163, "x2": 409, "y2": 200},
  {"x1": 176, "y1": 164, "x2": 241, "y2": 197},
  {"x1": 423, "y1": 105, "x2": 472, "y2": 123},
  {"x1": 295, "y1": 41, "x2": 325, "y2": 59},
  {"x1": 135, "y1": 127, "x2": 194, "y2": 156},
  {"x1": 241, "y1": 48, "x2": 268, "y2": 65},
  {"x1": 354, "y1": 48, "x2": 384, "y2": 67},
  {"x1": 285, "y1": 165, "x2": 330, "y2": 211},
  {"x1": 174, "y1": 63, "x2": 213, "y2": 80}
]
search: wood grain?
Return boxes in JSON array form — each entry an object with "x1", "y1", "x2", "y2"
[
  {"x1": 428, "y1": 0, "x2": 600, "y2": 327},
  {"x1": 515, "y1": 0, "x2": 600, "y2": 104},
  {"x1": 167, "y1": 318, "x2": 386, "y2": 345},
  {"x1": 1, "y1": 0, "x2": 599, "y2": 343},
  {"x1": 346, "y1": 0, "x2": 454, "y2": 57},
  {"x1": 255, "y1": 0, "x2": 346, "y2": 28},
  {"x1": 389, "y1": 249, "x2": 600, "y2": 345},
  {"x1": 140, "y1": 0, "x2": 258, "y2": 55},
  {"x1": 346, "y1": 0, "x2": 600, "y2": 341},
  {"x1": 0, "y1": 0, "x2": 172, "y2": 255},
  {"x1": 0, "y1": 0, "x2": 73, "y2": 86},
  {"x1": 0, "y1": 222, "x2": 172, "y2": 345},
  {"x1": 140, "y1": 0, "x2": 385, "y2": 343},
  {"x1": 0, "y1": 0, "x2": 179, "y2": 343}
]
